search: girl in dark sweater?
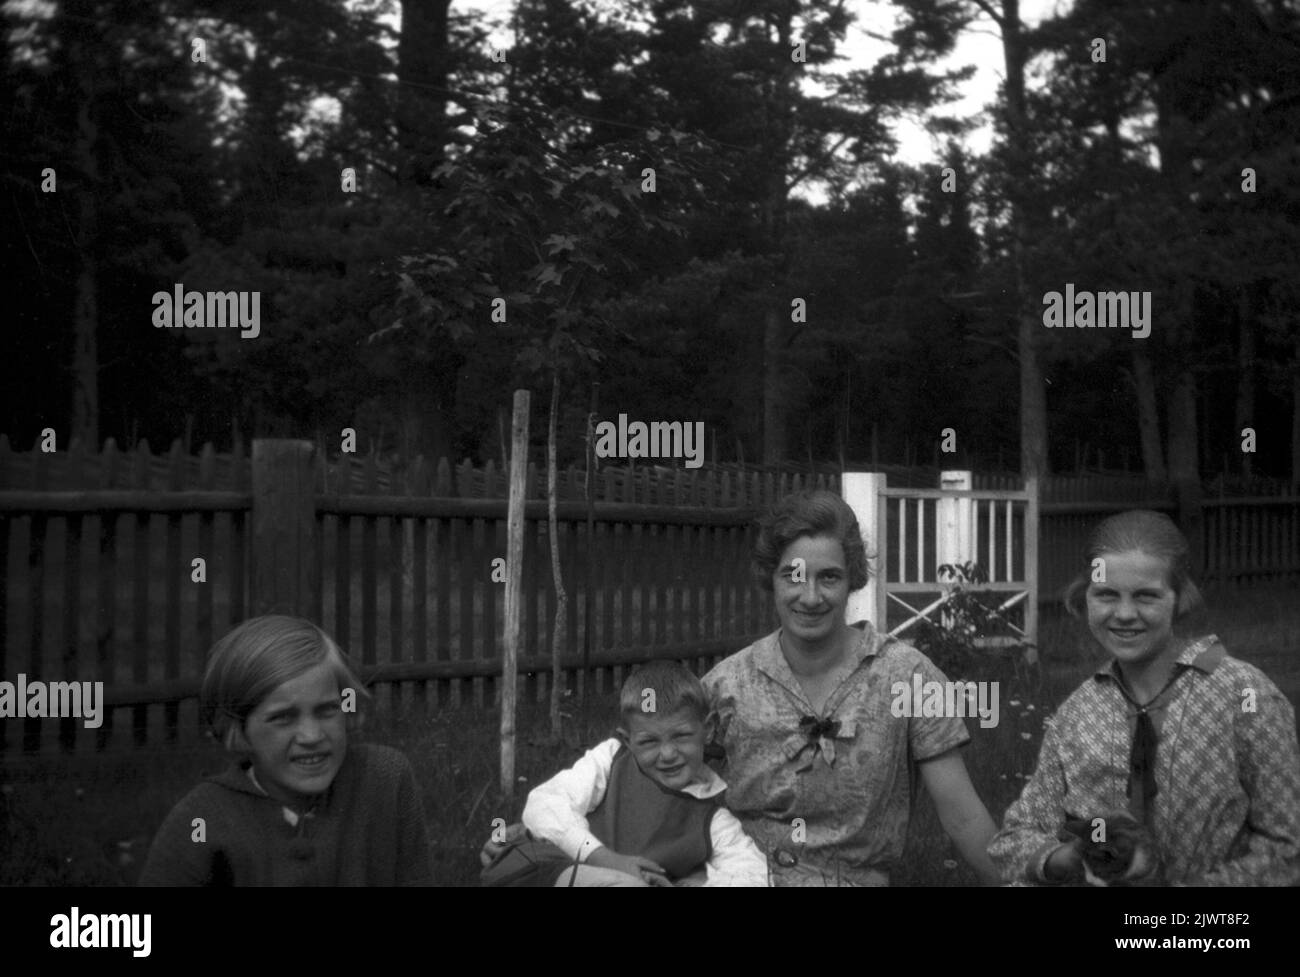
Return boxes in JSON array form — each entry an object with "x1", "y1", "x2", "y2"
[{"x1": 140, "y1": 615, "x2": 432, "y2": 885}]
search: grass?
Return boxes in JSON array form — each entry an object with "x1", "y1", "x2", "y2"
[{"x1": 2, "y1": 583, "x2": 1297, "y2": 886}]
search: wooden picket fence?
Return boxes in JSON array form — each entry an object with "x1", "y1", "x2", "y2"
[
  {"x1": 0, "y1": 439, "x2": 787, "y2": 754},
  {"x1": 1, "y1": 435, "x2": 1297, "y2": 755}
]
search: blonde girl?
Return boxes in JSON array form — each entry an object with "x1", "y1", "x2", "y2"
[
  {"x1": 140, "y1": 615, "x2": 431, "y2": 885},
  {"x1": 989, "y1": 510, "x2": 1300, "y2": 885}
]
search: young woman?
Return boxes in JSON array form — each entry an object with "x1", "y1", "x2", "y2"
[
  {"x1": 701, "y1": 489, "x2": 999, "y2": 885},
  {"x1": 989, "y1": 510, "x2": 1300, "y2": 885}
]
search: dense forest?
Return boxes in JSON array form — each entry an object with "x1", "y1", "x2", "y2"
[{"x1": 3, "y1": 0, "x2": 1298, "y2": 484}]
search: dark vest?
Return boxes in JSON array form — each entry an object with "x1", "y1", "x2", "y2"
[{"x1": 587, "y1": 746, "x2": 718, "y2": 880}]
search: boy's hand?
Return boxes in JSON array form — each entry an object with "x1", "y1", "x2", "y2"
[
  {"x1": 479, "y1": 822, "x2": 529, "y2": 867},
  {"x1": 585, "y1": 847, "x2": 670, "y2": 886}
]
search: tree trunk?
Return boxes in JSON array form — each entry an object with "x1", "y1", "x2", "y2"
[
  {"x1": 1166, "y1": 368, "x2": 1203, "y2": 570},
  {"x1": 71, "y1": 48, "x2": 99, "y2": 447},
  {"x1": 1233, "y1": 297, "x2": 1256, "y2": 478},
  {"x1": 759, "y1": 8, "x2": 798, "y2": 466},
  {"x1": 1292, "y1": 335, "x2": 1300, "y2": 487},
  {"x1": 72, "y1": 241, "x2": 98, "y2": 448},
  {"x1": 398, "y1": 0, "x2": 452, "y2": 185},
  {"x1": 583, "y1": 381, "x2": 599, "y2": 676},
  {"x1": 1016, "y1": 276, "x2": 1049, "y2": 480},
  {"x1": 1130, "y1": 346, "x2": 1167, "y2": 483},
  {"x1": 998, "y1": 0, "x2": 1049, "y2": 481},
  {"x1": 1167, "y1": 370, "x2": 1200, "y2": 485},
  {"x1": 547, "y1": 372, "x2": 567, "y2": 741},
  {"x1": 762, "y1": 304, "x2": 788, "y2": 464},
  {"x1": 1151, "y1": 43, "x2": 1201, "y2": 564}
]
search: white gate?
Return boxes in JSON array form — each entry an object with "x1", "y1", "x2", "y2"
[{"x1": 844, "y1": 471, "x2": 1039, "y2": 661}]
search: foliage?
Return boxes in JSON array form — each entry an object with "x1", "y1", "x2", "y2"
[
  {"x1": 910, "y1": 561, "x2": 1032, "y2": 679},
  {"x1": 2, "y1": 0, "x2": 1298, "y2": 480},
  {"x1": 377, "y1": 102, "x2": 730, "y2": 386}
]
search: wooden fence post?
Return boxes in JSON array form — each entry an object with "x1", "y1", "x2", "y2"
[
  {"x1": 501, "y1": 390, "x2": 530, "y2": 799},
  {"x1": 843, "y1": 472, "x2": 885, "y2": 628},
  {"x1": 252, "y1": 439, "x2": 318, "y2": 617},
  {"x1": 1024, "y1": 475, "x2": 1040, "y2": 665},
  {"x1": 938, "y1": 470, "x2": 974, "y2": 570}
]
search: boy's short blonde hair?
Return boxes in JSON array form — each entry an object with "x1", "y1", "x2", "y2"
[
  {"x1": 201, "y1": 615, "x2": 371, "y2": 746},
  {"x1": 618, "y1": 660, "x2": 710, "y2": 724}
]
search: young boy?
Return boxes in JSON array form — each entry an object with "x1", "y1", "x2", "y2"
[{"x1": 522, "y1": 660, "x2": 768, "y2": 886}]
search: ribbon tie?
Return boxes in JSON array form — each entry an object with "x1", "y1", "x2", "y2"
[
  {"x1": 800, "y1": 715, "x2": 841, "y2": 740},
  {"x1": 782, "y1": 714, "x2": 856, "y2": 768},
  {"x1": 1113, "y1": 667, "x2": 1182, "y2": 821},
  {"x1": 1127, "y1": 710, "x2": 1159, "y2": 814}
]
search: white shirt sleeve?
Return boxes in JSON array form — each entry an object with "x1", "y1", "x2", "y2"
[
  {"x1": 521, "y1": 737, "x2": 621, "y2": 864},
  {"x1": 703, "y1": 807, "x2": 770, "y2": 887}
]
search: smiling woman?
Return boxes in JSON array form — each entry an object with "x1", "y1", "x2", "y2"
[
  {"x1": 701, "y1": 490, "x2": 1001, "y2": 886},
  {"x1": 989, "y1": 510, "x2": 1300, "y2": 886}
]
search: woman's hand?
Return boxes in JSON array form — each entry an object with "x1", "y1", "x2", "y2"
[
  {"x1": 479, "y1": 822, "x2": 529, "y2": 868},
  {"x1": 584, "y1": 847, "x2": 670, "y2": 886}
]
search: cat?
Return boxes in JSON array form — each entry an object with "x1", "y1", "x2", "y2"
[{"x1": 1059, "y1": 809, "x2": 1160, "y2": 886}]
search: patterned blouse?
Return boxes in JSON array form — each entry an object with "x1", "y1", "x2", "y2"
[
  {"x1": 988, "y1": 634, "x2": 1300, "y2": 885},
  {"x1": 702, "y1": 622, "x2": 970, "y2": 886}
]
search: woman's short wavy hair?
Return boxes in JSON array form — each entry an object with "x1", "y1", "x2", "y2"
[
  {"x1": 752, "y1": 489, "x2": 871, "y2": 592},
  {"x1": 1062, "y1": 509, "x2": 1204, "y2": 620}
]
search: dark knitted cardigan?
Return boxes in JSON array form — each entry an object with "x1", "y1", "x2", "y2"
[{"x1": 139, "y1": 743, "x2": 433, "y2": 885}]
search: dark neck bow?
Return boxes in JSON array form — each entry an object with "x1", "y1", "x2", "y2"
[
  {"x1": 782, "y1": 714, "x2": 855, "y2": 768},
  {"x1": 1114, "y1": 667, "x2": 1182, "y2": 820},
  {"x1": 799, "y1": 715, "x2": 841, "y2": 741}
]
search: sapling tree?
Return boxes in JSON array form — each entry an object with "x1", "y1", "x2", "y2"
[{"x1": 380, "y1": 97, "x2": 729, "y2": 737}]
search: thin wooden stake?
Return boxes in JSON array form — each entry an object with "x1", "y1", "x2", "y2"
[{"x1": 501, "y1": 390, "x2": 530, "y2": 798}]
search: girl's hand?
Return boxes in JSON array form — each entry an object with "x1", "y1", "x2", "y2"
[
  {"x1": 1082, "y1": 840, "x2": 1160, "y2": 887},
  {"x1": 1044, "y1": 837, "x2": 1085, "y2": 882},
  {"x1": 1060, "y1": 810, "x2": 1159, "y2": 885}
]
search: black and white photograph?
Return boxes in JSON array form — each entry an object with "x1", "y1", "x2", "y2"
[{"x1": 1, "y1": 0, "x2": 1297, "y2": 957}]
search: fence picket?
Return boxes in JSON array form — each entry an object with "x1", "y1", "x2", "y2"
[
  {"x1": 58, "y1": 439, "x2": 86, "y2": 751},
  {"x1": 164, "y1": 440, "x2": 184, "y2": 742},
  {"x1": 412, "y1": 455, "x2": 429, "y2": 712},
  {"x1": 230, "y1": 440, "x2": 247, "y2": 623},
  {"x1": 361, "y1": 453, "x2": 379, "y2": 686},
  {"x1": 131, "y1": 440, "x2": 152, "y2": 747},
  {"x1": 197, "y1": 443, "x2": 216, "y2": 697},
  {"x1": 435, "y1": 509, "x2": 452, "y2": 708},
  {"x1": 389, "y1": 457, "x2": 406, "y2": 714}
]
